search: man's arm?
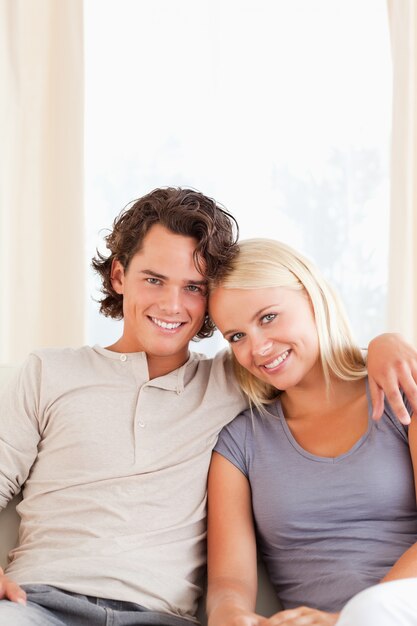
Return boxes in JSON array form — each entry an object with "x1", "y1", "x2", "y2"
[
  {"x1": 0, "y1": 356, "x2": 41, "y2": 603},
  {"x1": 0, "y1": 356, "x2": 41, "y2": 508},
  {"x1": 367, "y1": 333, "x2": 417, "y2": 424}
]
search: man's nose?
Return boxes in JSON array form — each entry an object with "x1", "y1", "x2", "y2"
[{"x1": 159, "y1": 287, "x2": 182, "y2": 315}]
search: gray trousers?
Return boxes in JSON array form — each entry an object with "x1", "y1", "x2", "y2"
[{"x1": 0, "y1": 585, "x2": 195, "y2": 626}]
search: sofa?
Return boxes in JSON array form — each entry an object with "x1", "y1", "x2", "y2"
[{"x1": 0, "y1": 364, "x2": 281, "y2": 621}]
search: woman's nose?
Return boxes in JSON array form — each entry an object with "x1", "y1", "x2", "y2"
[{"x1": 252, "y1": 338, "x2": 273, "y2": 357}]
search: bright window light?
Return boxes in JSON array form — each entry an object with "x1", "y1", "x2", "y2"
[{"x1": 85, "y1": 0, "x2": 391, "y2": 354}]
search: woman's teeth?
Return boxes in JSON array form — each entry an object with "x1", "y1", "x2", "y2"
[{"x1": 264, "y1": 350, "x2": 290, "y2": 369}]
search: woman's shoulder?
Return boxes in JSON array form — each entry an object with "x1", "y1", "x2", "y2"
[{"x1": 219, "y1": 400, "x2": 281, "y2": 443}]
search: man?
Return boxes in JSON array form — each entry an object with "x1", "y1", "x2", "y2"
[{"x1": 0, "y1": 187, "x2": 415, "y2": 625}]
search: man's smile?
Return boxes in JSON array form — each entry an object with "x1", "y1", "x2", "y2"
[{"x1": 149, "y1": 316, "x2": 185, "y2": 331}]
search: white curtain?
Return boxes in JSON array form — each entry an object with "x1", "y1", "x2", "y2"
[
  {"x1": 0, "y1": 0, "x2": 84, "y2": 363},
  {"x1": 387, "y1": 0, "x2": 417, "y2": 345}
]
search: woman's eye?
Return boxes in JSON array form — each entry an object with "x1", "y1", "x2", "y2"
[
  {"x1": 261, "y1": 313, "x2": 276, "y2": 324},
  {"x1": 229, "y1": 332, "x2": 245, "y2": 343}
]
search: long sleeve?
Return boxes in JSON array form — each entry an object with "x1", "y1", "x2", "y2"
[{"x1": 0, "y1": 355, "x2": 42, "y2": 509}]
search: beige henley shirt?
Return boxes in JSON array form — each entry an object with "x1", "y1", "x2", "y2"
[{"x1": 0, "y1": 345, "x2": 246, "y2": 620}]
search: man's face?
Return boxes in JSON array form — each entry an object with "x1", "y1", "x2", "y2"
[{"x1": 110, "y1": 224, "x2": 208, "y2": 377}]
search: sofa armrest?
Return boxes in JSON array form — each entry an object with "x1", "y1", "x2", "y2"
[{"x1": 0, "y1": 496, "x2": 21, "y2": 570}]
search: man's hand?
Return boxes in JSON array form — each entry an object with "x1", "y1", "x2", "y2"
[
  {"x1": 367, "y1": 333, "x2": 417, "y2": 424},
  {"x1": 0, "y1": 567, "x2": 26, "y2": 605},
  {"x1": 263, "y1": 607, "x2": 339, "y2": 625}
]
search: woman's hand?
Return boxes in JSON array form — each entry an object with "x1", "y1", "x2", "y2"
[
  {"x1": 0, "y1": 567, "x2": 26, "y2": 604},
  {"x1": 264, "y1": 607, "x2": 339, "y2": 625},
  {"x1": 208, "y1": 606, "x2": 267, "y2": 626},
  {"x1": 367, "y1": 333, "x2": 417, "y2": 424},
  {"x1": 209, "y1": 606, "x2": 339, "y2": 626}
]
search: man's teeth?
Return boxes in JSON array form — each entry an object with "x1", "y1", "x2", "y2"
[
  {"x1": 151, "y1": 318, "x2": 182, "y2": 330},
  {"x1": 264, "y1": 350, "x2": 290, "y2": 369}
]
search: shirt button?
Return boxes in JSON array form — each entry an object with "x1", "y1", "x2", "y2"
[
  {"x1": 138, "y1": 421, "x2": 146, "y2": 428},
  {"x1": 120, "y1": 354, "x2": 127, "y2": 362}
]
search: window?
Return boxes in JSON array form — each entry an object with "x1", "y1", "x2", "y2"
[{"x1": 85, "y1": 0, "x2": 391, "y2": 354}]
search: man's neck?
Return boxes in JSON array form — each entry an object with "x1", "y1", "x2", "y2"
[
  {"x1": 105, "y1": 339, "x2": 190, "y2": 379},
  {"x1": 147, "y1": 353, "x2": 190, "y2": 379}
]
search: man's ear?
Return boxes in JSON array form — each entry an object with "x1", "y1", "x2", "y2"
[{"x1": 110, "y1": 259, "x2": 125, "y2": 294}]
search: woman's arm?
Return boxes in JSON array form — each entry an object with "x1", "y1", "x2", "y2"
[
  {"x1": 367, "y1": 333, "x2": 417, "y2": 424},
  {"x1": 381, "y1": 416, "x2": 417, "y2": 582},
  {"x1": 207, "y1": 451, "x2": 261, "y2": 626}
]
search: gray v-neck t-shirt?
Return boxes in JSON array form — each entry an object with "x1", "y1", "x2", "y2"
[{"x1": 214, "y1": 380, "x2": 417, "y2": 612}]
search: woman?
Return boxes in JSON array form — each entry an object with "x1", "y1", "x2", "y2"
[{"x1": 207, "y1": 239, "x2": 417, "y2": 626}]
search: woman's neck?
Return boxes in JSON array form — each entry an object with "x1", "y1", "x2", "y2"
[
  {"x1": 280, "y1": 374, "x2": 366, "y2": 422},
  {"x1": 280, "y1": 375, "x2": 369, "y2": 458}
]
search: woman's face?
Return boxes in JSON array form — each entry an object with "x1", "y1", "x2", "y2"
[{"x1": 209, "y1": 285, "x2": 321, "y2": 391}]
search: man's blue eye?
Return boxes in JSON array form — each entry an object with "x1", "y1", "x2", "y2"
[
  {"x1": 186, "y1": 285, "x2": 207, "y2": 295},
  {"x1": 147, "y1": 278, "x2": 160, "y2": 285}
]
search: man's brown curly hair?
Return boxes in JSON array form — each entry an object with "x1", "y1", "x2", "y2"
[{"x1": 92, "y1": 187, "x2": 239, "y2": 339}]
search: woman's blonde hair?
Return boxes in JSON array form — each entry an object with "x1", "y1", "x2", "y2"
[{"x1": 212, "y1": 238, "x2": 366, "y2": 409}]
